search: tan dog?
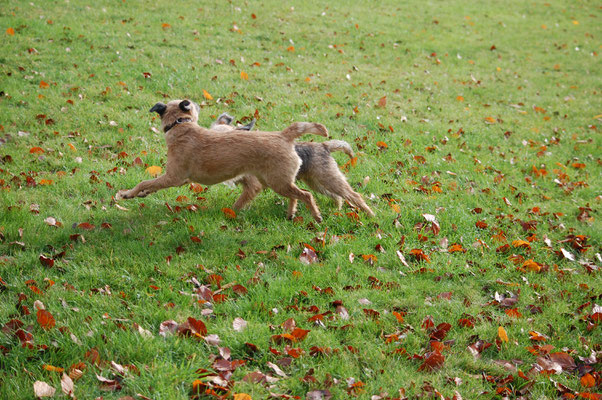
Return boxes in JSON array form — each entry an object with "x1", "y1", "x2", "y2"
[
  {"x1": 209, "y1": 113, "x2": 375, "y2": 217},
  {"x1": 115, "y1": 100, "x2": 328, "y2": 222}
]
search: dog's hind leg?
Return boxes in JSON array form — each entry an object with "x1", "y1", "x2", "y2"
[
  {"x1": 116, "y1": 174, "x2": 185, "y2": 200},
  {"x1": 233, "y1": 176, "x2": 264, "y2": 210},
  {"x1": 272, "y1": 183, "x2": 322, "y2": 222},
  {"x1": 304, "y1": 173, "x2": 374, "y2": 217}
]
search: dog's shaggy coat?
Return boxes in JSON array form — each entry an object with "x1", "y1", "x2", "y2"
[{"x1": 116, "y1": 100, "x2": 328, "y2": 221}]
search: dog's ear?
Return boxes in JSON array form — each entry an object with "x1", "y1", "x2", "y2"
[
  {"x1": 149, "y1": 102, "x2": 167, "y2": 116},
  {"x1": 179, "y1": 100, "x2": 192, "y2": 112},
  {"x1": 238, "y1": 119, "x2": 256, "y2": 131}
]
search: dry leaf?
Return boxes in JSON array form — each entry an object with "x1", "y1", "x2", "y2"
[
  {"x1": 145, "y1": 166, "x2": 162, "y2": 177},
  {"x1": 33, "y1": 381, "x2": 56, "y2": 397}
]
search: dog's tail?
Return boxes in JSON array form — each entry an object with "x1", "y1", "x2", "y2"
[
  {"x1": 323, "y1": 140, "x2": 355, "y2": 158},
  {"x1": 281, "y1": 122, "x2": 328, "y2": 141}
]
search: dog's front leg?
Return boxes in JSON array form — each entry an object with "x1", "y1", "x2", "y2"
[{"x1": 116, "y1": 174, "x2": 185, "y2": 200}]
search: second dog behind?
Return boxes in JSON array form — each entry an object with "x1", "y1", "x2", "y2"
[{"x1": 209, "y1": 113, "x2": 375, "y2": 217}]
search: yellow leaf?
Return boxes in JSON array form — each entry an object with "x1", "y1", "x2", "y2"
[
  {"x1": 391, "y1": 204, "x2": 401, "y2": 213},
  {"x1": 240, "y1": 71, "x2": 249, "y2": 80},
  {"x1": 202, "y1": 89, "x2": 213, "y2": 100},
  {"x1": 572, "y1": 20, "x2": 579, "y2": 25},
  {"x1": 6, "y1": 27, "x2": 15, "y2": 36},
  {"x1": 233, "y1": 394, "x2": 252, "y2": 400},
  {"x1": 498, "y1": 326, "x2": 509, "y2": 343},
  {"x1": 145, "y1": 166, "x2": 162, "y2": 177}
]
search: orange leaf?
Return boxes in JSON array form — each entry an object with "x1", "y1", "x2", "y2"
[
  {"x1": 448, "y1": 244, "x2": 465, "y2": 253},
  {"x1": 522, "y1": 259, "x2": 541, "y2": 272},
  {"x1": 580, "y1": 373, "x2": 595, "y2": 388},
  {"x1": 287, "y1": 46, "x2": 295, "y2": 52},
  {"x1": 484, "y1": 116, "x2": 496, "y2": 124},
  {"x1": 6, "y1": 27, "x2": 15, "y2": 36},
  {"x1": 30, "y1": 146, "x2": 45, "y2": 154},
  {"x1": 376, "y1": 141, "x2": 388, "y2": 149},
  {"x1": 456, "y1": 95, "x2": 464, "y2": 102},
  {"x1": 38, "y1": 179, "x2": 53, "y2": 185},
  {"x1": 498, "y1": 326, "x2": 509, "y2": 342},
  {"x1": 202, "y1": 89, "x2": 213, "y2": 100},
  {"x1": 392, "y1": 311, "x2": 404, "y2": 323},
  {"x1": 390, "y1": 204, "x2": 401, "y2": 213},
  {"x1": 505, "y1": 308, "x2": 523, "y2": 318},
  {"x1": 37, "y1": 309, "x2": 56, "y2": 330},
  {"x1": 240, "y1": 71, "x2": 249, "y2": 80},
  {"x1": 512, "y1": 240, "x2": 531, "y2": 249},
  {"x1": 39, "y1": 81, "x2": 50, "y2": 89},
  {"x1": 43, "y1": 365, "x2": 64, "y2": 373},
  {"x1": 222, "y1": 208, "x2": 236, "y2": 219},
  {"x1": 145, "y1": 166, "x2": 162, "y2": 177},
  {"x1": 161, "y1": 23, "x2": 171, "y2": 29},
  {"x1": 377, "y1": 96, "x2": 387, "y2": 108}
]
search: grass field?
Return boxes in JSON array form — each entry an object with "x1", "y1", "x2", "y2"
[{"x1": 0, "y1": 0, "x2": 600, "y2": 398}]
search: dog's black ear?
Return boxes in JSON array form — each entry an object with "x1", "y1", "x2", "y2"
[
  {"x1": 179, "y1": 100, "x2": 192, "y2": 112},
  {"x1": 238, "y1": 119, "x2": 256, "y2": 131},
  {"x1": 149, "y1": 102, "x2": 167, "y2": 116}
]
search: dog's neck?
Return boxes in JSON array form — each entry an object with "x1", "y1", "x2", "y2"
[{"x1": 163, "y1": 118, "x2": 193, "y2": 133}]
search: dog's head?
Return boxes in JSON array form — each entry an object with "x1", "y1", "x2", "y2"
[
  {"x1": 209, "y1": 112, "x2": 257, "y2": 132},
  {"x1": 150, "y1": 99, "x2": 200, "y2": 132}
]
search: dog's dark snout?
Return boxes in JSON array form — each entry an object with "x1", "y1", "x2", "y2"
[{"x1": 150, "y1": 102, "x2": 167, "y2": 116}]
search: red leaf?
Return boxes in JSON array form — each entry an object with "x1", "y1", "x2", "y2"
[
  {"x1": 39, "y1": 255, "x2": 54, "y2": 268},
  {"x1": 37, "y1": 309, "x2": 56, "y2": 330},
  {"x1": 77, "y1": 222, "x2": 95, "y2": 230},
  {"x1": 222, "y1": 208, "x2": 236, "y2": 219},
  {"x1": 418, "y1": 351, "x2": 445, "y2": 371}
]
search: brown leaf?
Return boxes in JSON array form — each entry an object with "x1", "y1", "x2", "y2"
[{"x1": 418, "y1": 351, "x2": 445, "y2": 371}]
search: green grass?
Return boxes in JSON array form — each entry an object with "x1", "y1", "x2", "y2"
[{"x1": 1, "y1": 0, "x2": 600, "y2": 398}]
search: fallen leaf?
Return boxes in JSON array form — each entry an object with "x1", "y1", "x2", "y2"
[
  {"x1": 61, "y1": 373, "x2": 74, "y2": 397},
  {"x1": 222, "y1": 207, "x2": 236, "y2": 219},
  {"x1": 233, "y1": 317, "x2": 247, "y2": 332},
  {"x1": 33, "y1": 381, "x2": 56, "y2": 397},
  {"x1": 6, "y1": 27, "x2": 15, "y2": 36},
  {"x1": 145, "y1": 166, "x2": 162, "y2": 177},
  {"x1": 37, "y1": 309, "x2": 56, "y2": 330},
  {"x1": 240, "y1": 71, "x2": 249, "y2": 80},
  {"x1": 498, "y1": 326, "x2": 509, "y2": 342},
  {"x1": 203, "y1": 89, "x2": 213, "y2": 100}
]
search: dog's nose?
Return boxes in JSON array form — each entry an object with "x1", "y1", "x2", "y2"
[{"x1": 150, "y1": 102, "x2": 167, "y2": 116}]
